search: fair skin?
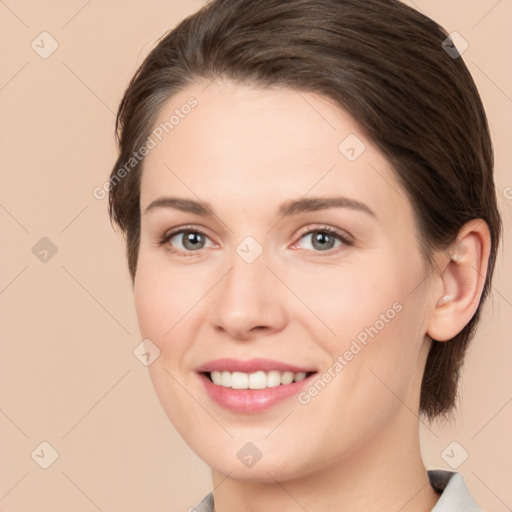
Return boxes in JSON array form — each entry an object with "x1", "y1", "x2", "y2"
[{"x1": 134, "y1": 79, "x2": 490, "y2": 512}]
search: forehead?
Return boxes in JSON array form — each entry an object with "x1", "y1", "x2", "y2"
[{"x1": 140, "y1": 79, "x2": 411, "y2": 225}]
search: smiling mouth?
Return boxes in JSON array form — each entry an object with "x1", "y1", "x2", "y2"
[{"x1": 202, "y1": 370, "x2": 317, "y2": 389}]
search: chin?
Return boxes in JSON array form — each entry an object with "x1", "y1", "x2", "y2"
[{"x1": 203, "y1": 445, "x2": 310, "y2": 483}]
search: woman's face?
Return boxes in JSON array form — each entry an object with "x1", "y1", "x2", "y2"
[{"x1": 134, "y1": 80, "x2": 436, "y2": 481}]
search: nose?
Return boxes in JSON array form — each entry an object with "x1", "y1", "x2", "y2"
[{"x1": 209, "y1": 252, "x2": 288, "y2": 340}]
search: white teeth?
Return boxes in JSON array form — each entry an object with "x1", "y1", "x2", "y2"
[
  {"x1": 267, "y1": 370, "x2": 281, "y2": 387},
  {"x1": 231, "y1": 371, "x2": 249, "y2": 389},
  {"x1": 248, "y1": 371, "x2": 267, "y2": 389},
  {"x1": 281, "y1": 371, "x2": 294, "y2": 385},
  {"x1": 208, "y1": 370, "x2": 310, "y2": 389},
  {"x1": 294, "y1": 372, "x2": 306, "y2": 382},
  {"x1": 221, "y1": 371, "x2": 232, "y2": 387}
]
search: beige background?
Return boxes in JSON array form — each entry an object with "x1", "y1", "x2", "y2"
[{"x1": 0, "y1": 1, "x2": 510, "y2": 510}]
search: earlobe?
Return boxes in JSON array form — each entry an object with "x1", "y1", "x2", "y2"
[{"x1": 426, "y1": 219, "x2": 491, "y2": 342}]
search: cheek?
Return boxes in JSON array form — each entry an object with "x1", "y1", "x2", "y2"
[
  {"x1": 288, "y1": 257, "x2": 410, "y2": 345},
  {"x1": 133, "y1": 263, "x2": 204, "y2": 434},
  {"x1": 133, "y1": 259, "x2": 193, "y2": 357},
  {"x1": 134, "y1": 245, "x2": 201, "y2": 329},
  {"x1": 134, "y1": 272, "x2": 170, "y2": 342},
  {"x1": 295, "y1": 253, "x2": 427, "y2": 394},
  {"x1": 133, "y1": 251, "x2": 222, "y2": 380}
]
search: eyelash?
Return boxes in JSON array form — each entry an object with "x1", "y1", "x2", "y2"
[{"x1": 157, "y1": 224, "x2": 353, "y2": 257}]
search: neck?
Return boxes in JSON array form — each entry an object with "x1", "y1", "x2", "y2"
[{"x1": 210, "y1": 410, "x2": 440, "y2": 512}]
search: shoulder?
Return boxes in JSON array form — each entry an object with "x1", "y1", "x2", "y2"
[
  {"x1": 192, "y1": 471, "x2": 482, "y2": 512},
  {"x1": 428, "y1": 469, "x2": 482, "y2": 511}
]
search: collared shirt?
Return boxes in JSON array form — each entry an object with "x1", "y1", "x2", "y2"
[{"x1": 192, "y1": 470, "x2": 481, "y2": 511}]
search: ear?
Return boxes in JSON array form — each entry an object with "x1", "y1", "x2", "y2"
[{"x1": 426, "y1": 219, "x2": 491, "y2": 342}]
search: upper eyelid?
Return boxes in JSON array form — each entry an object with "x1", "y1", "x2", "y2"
[
  {"x1": 163, "y1": 224, "x2": 213, "y2": 238},
  {"x1": 163, "y1": 224, "x2": 348, "y2": 237},
  {"x1": 297, "y1": 224, "x2": 351, "y2": 238}
]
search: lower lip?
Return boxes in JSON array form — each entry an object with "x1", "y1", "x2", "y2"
[{"x1": 199, "y1": 373, "x2": 315, "y2": 413}]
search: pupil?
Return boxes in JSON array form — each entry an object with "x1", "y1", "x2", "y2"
[
  {"x1": 183, "y1": 232, "x2": 204, "y2": 250},
  {"x1": 313, "y1": 231, "x2": 334, "y2": 250}
]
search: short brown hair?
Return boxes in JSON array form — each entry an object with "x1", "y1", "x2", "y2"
[{"x1": 108, "y1": 0, "x2": 502, "y2": 421}]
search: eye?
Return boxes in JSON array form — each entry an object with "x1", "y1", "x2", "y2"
[
  {"x1": 293, "y1": 226, "x2": 352, "y2": 253},
  {"x1": 157, "y1": 225, "x2": 352, "y2": 256},
  {"x1": 158, "y1": 227, "x2": 216, "y2": 254}
]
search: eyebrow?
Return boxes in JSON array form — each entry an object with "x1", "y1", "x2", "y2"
[{"x1": 143, "y1": 196, "x2": 376, "y2": 218}]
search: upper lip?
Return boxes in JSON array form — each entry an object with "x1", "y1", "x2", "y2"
[{"x1": 196, "y1": 358, "x2": 317, "y2": 374}]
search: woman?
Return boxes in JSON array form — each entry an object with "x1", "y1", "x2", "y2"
[{"x1": 108, "y1": 0, "x2": 502, "y2": 510}]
